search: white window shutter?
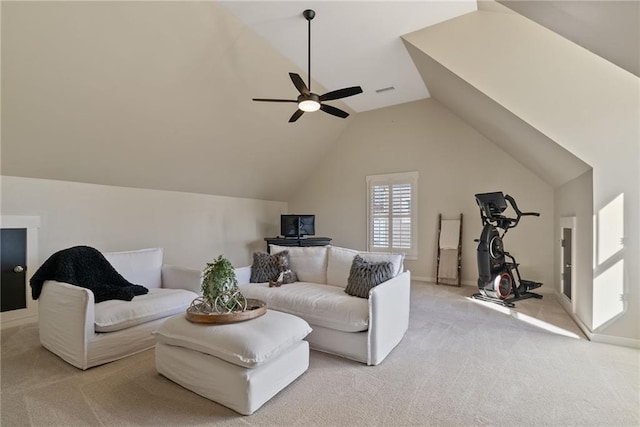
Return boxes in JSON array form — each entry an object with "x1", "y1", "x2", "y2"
[
  {"x1": 366, "y1": 172, "x2": 418, "y2": 258},
  {"x1": 370, "y1": 184, "x2": 390, "y2": 248}
]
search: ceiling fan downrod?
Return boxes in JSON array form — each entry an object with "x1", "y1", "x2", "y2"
[{"x1": 303, "y1": 9, "x2": 315, "y2": 92}]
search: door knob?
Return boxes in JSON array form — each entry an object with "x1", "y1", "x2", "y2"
[
  {"x1": 565, "y1": 264, "x2": 572, "y2": 268},
  {"x1": 13, "y1": 265, "x2": 25, "y2": 273}
]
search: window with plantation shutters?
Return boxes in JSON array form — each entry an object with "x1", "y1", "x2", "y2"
[{"x1": 366, "y1": 172, "x2": 418, "y2": 259}]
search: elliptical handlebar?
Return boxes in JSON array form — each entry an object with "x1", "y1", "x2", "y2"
[
  {"x1": 475, "y1": 192, "x2": 540, "y2": 232},
  {"x1": 503, "y1": 194, "x2": 540, "y2": 230}
]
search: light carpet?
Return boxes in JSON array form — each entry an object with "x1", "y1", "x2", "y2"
[{"x1": 2, "y1": 282, "x2": 638, "y2": 426}]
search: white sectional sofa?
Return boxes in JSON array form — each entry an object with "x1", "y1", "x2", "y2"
[
  {"x1": 237, "y1": 245, "x2": 411, "y2": 366},
  {"x1": 37, "y1": 248, "x2": 202, "y2": 370}
]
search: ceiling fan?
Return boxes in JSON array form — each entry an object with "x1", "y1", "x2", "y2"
[{"x1": 252, "y1": 9, "x2": 363, "y2": 123}]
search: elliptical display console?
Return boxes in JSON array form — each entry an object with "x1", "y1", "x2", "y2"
[{"x1": 473, "y1": 192, "x2": 543, "y2": 307}]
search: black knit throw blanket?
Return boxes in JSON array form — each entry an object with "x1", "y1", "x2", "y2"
[{"x1": 30, "y1": 246, "x2": 148, "y2": 303}]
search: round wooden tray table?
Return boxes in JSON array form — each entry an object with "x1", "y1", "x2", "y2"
[{"x1": 186, "y1": 298, "x2": 266, "y2": 324}]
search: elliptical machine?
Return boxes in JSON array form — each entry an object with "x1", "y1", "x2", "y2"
[{"x1": 472, "y1": 192, "x2": 543, "y2": 307}]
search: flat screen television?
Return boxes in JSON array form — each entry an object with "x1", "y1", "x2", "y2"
[{"x1": 281, "y1": 214, "x2": 315, "y2": 239}]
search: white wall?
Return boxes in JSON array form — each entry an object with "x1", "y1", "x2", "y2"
[
  {"x1": 554, "y1": 169, "x2": 594, "y2": 329},
  {"x1": 288, "y1": 99, "x2": 554, "y2": 287},
  {"x1": 1, "y1": 176, "x2": 285, "y2": 269}
]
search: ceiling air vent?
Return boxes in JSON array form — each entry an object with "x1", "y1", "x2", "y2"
[{"x1": 375, "y1": 86, "x2": 395, "y2": 93}]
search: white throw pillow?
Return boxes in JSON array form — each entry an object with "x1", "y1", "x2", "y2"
[
  {"x1": 103, "y1": 248, "x2": 163, "y2": 289},
  {"x1": 326, "y1": 246, "x2": 359, "y2": 288},
  {"x1": 358, "y1": 251, "x2": 405, "y2": 277},
  {"x1": 269, "y1": 245, "x2": 328, "y2": 284},
  {"x1": 154, "y1": 310, "x2": 312, "y2": 368}
]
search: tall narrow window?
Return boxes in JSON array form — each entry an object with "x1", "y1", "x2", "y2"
[{"x1": 366, "y1": 172, "x2": 418, "y2": 259}]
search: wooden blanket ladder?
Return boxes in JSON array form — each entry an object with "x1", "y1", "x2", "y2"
[{"x1": 436, "y1": 213, "x2": 463, "y2": 287}]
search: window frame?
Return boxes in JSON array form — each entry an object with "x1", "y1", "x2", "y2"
[{"x1": 366, "y1": 171, "x2": 418, "y2": 260}]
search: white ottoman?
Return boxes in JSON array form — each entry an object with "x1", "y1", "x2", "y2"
[{"x1": 154, "y1": 310, "x2": 311, "y2": 415}]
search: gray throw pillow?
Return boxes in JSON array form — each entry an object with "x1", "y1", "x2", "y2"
[
  {"x1": 250, "y1": 252, "x2": 279, "y2": 283},
  {"x1": 250, "y1": 251, "x2": 297, "y2": 284},
  {"x1": 344, "y1": 255, "x2": 394, "y2": 298}
]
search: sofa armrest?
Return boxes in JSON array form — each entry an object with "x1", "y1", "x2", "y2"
[
  {"x1": 367, "y1": 270, "x2": 411, "y2": 366},
  {"x1": 161, "y1": 265, "x2": 202, "y2": 294},
  {"x1": 38, "y1": 280, "x2": 95, "y2": 370},
  {"x1": 235, "y1": 266, "x2": 252, "y2": 285}
]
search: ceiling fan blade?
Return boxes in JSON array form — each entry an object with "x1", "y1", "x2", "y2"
[
  {"x1": 319, "y1": 86, "x2": 363, "y2": 102},
  {"x1": 320, "y1": 104, "x2": 349, "y2": 119},
  {"x1": 289, "y1": 73, "x2": 310, "y2": 95},
  {"x1": 289, "y1": 109, "x2": 305, "y2": 122},
  {"x1": 252, "y1": 98, "x2": 298, "y2": 103}
]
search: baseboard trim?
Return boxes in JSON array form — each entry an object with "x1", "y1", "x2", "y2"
[
  {"x1": 0, "y1": 314, "x2": 37, "y2": 330},
  {"x1": 412, "y1": 276, "x2": 475, "y2": 287},
  {"x1": 553, "y1": 290, "x2": 640, "y2": 349},
  {"x1": 591, "y1": 332, "x2": 640, "y2": 349}
]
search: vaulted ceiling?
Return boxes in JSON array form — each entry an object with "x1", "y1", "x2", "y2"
[
  {"x1": 221, "y1": 1, "x2": 478, "y2": 113},
  {"x1": 2, "y1": 2, "x2": 354, "y2": 201},
  {"x1": 2, "y1": 1, "x2": 637, "y2": 200}
]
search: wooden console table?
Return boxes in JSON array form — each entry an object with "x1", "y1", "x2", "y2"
[{"x1": 264, "y1": 237, "x2": 332, "y2": 252}]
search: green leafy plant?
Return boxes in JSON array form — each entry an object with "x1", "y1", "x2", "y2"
[{"x1": 201, "y1": 255, "x2": 246, "y2": 313}]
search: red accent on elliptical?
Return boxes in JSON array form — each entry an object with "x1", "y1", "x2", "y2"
[{"x1": 497, "y1": 272, "x2": 512, "y2": 299}]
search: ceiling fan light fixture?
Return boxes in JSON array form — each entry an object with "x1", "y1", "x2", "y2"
[{"x1": 299, "y1": 99, "x2": 321, "y2": 112}]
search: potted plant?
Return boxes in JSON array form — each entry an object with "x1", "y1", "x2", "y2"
[
  {"x1": 200, "y1": 254, "x2": 247, "y2": 313},
  {"x1": 186, "y1": 254, "x2": 267, "y2": 324}
]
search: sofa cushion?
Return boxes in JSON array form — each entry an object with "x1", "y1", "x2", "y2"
[
  {"x1": 344, "y1": 255, "x2": 394, "y2": 299},
  {"x1": 238, "y1": 282, "x2": 369, "y2": 332},
  {"x1": 326, "y1": 246, "x2": 405, "y2": 288},
  {"x1": 94, "y1": 288, "x2": 197, "y2": 332},
  {"x1": 360, "y1": 251, "x2": 404, "y2": 277},
  {"x1": 153, "y1": 310, "x2": 312, "y2": 368},
  {"x1": 326, "y1": 246, "x2": 358, "y2": 288},
  {"x1": 269, "y1": 245, "x2": 328, "y2": 284},
  {"x1": 103, "y1": 248, "x2": 163, "y2": 289}
]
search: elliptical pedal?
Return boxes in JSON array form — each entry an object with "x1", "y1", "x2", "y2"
[
  {"x1": 520, "y1": 280, "x2": 542, "y2": 291},
  {"x1": 471, "y1": 293, "x2": 516, "y2": 308}
]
